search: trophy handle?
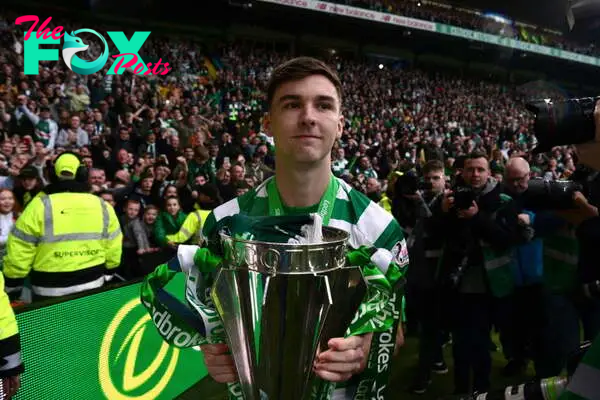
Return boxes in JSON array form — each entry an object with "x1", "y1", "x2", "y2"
[{"x1": 317, "y1": 266, "x2": 367, "y2": 352}]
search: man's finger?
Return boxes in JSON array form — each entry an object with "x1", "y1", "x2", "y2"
[
  {"x1": 203, "y1": 354, "x2": 236, "y2": 367},
  {"x1": 314, "y1": 360, "x2": 362, "y2": 374},
  {"x1": 207, "y1": 366, "x2": 238, "y2": 383},
  {"x1": 200, "y1": 343, "x2": 230, "y2": 355},
  {"x1": 314, "y1": 368, "x2": 353, "y2": 383},
  {"x1": 317, "y1": 348, "x2": 363, "y2": 364},
  {"x1": 327, "y1": 336, "x2": 363, "y2": 352}
]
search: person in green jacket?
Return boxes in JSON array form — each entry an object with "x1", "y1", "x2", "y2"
[
  {"x1": 154, "y1": 196, "x2": 188, "y2": 251},
  {"x1": 166, "y1": 183, "x2": 223, "y2": 246}
]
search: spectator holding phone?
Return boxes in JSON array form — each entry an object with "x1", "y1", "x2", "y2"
[{"x1": 19, "y1": 105, "x2": 58, "y2": 150}]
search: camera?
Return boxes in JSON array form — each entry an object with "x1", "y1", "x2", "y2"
[
  {"x1": 526, "y1": 97, "x2": 600, "y2": 153},
  {"x1": 453, "y1": 186, "x2": 476, "y2": 210},
  {"x1": 524, "y1": 178, "x2": 583, "y2": 210}
]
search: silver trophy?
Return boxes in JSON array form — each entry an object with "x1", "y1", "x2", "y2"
[{"x1": 211, "y1": 226, "x2": 367, "y2": 400}]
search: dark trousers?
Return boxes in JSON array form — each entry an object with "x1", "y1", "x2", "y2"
[
  {"x1": 496, "y1": 284, "x2": 545, "y2": 363},
  {"x1": 451, "y1": 293, "x2": 492, "y2": 394},
  {"x1": 409, "y1": 287, "x2": 445, "y2": 383}
]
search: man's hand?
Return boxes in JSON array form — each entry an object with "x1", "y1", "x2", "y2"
[
  {"x1": 200, "y1": 344, "x2": 238, "y2": 383},
  {"x1": 518, "y1": 213, "x2": 531, "y2": 226},
  {"x1": 457, "y1": 201, "x2": 479, "y2": 219},
  {"x1": 114, "y1": 169, "x2": 130, "y2": 184},
  {"x1": 394, "y1": 323, "x2": 405, "y2": 356},
  {"x1": 2, "y1": 374, "x2": 20, "y2": 399},
  {"x1": 313, "y1": 335, "x2": 370, "y2": 383},
  {"x1": 441, "y1": 190, "x2": 454, "y2": 213},
  {"x1": 572, "y1": 191, "x2": 599, "y2": 219},
  {"x1": 68, "y1": 130, "x2": 77, "y2": 144}
]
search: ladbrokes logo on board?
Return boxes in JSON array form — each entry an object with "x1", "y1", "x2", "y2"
[{"x1": 99, "y1": 299, "x2": 179, "y2": 399}]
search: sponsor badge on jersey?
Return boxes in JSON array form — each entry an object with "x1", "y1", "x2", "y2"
[{"x1": 391, "y1": 238, "x2": 409, "y2": 266}]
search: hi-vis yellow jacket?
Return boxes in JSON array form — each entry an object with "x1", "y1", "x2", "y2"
[
  {"x1": 0, "y1": 272, "x2": 23, "y2": 378},
  {"x1": 166, "y1": 209, "x2": 211, "y2": 245},
  {"x1": 3, "y1": 192, "x2": 122, "y2": 299}
]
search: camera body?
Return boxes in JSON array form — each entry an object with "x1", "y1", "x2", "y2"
[{"x1": 453, "y1": 186, "x2": 476, "y2": 210}]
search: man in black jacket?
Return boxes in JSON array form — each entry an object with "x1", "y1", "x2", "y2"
[
  {"x1": 404, "y1": 160, "x2": 449, "y2": 395},
  {"x1": 435, "y1": 151, "x2": 524, "y2": 395}
]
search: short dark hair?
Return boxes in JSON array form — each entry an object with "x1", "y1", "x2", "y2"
[
  {"x1": 422, "y1": 160, "x2": 444, "y2": 175},
  {"x1": 125, "y1": 198, "x2": 140, "y2": 207},
  {"x1": 98, "y1": 190, "x2": 114, "y2": 199},
  {"x1": 144, "y1": 204, "x2": 159, "y2": 214},
  {"x1": 234, "y1": 181, "x2": 250, "y2": 191},
  {"x1": 266, "y1": 57, "x2": 343, "y2": 109},
  {"x1": 467, "y1": 151, "x2": 489, "y2": 163}
]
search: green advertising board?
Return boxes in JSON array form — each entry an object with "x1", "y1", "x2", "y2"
[{"x1": 13, "y1": 275, "x2": 208, "y2": 399}]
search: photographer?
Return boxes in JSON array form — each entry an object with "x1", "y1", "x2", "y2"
[
  {"x1": 539, "y1": 99, "x2": 600, "y2": 400},
  {"x1": 398, "y1": 161, "x2": 449, "y2": 395},
  {"x1": 502, "y1": 157, "x2": 600, "y2": 378},
  {"x1": 434, "y1": 151, "x2": 524, "y2": 396},
  {"x1": 495, "y1": 157, "x2": 546, "y2": 377}
]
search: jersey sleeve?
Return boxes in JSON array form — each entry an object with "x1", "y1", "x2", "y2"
[{"x1": 374, "y1": 218, "x2": 410, "y2": 269}]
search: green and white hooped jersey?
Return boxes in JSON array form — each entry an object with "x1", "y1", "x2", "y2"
[{"x1": 201, "y1": 176, "x2": 408, "y2": 264}]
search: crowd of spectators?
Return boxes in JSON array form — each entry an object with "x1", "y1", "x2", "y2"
[
  {"x1": 333, "y1": 0, "x2": 598, "y2": 57},
  {"x1": 0, "y1": 8, "x2": 581, "y2": 276}
]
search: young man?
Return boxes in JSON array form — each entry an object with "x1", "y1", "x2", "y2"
[
  {"x1": 199, "y1": 57, "x2": 408, "y2": 396},
  {"x1": 436, "y1": 152, "x2": 522, "y2": 395}
]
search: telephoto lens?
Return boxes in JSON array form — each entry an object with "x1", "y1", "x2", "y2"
[
  {"x1": 524, "y1": 179, "x2": 582, "y2": 210},
  {"x1": 526, "y1": 97, "x2": 600, "y2": 153}
]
